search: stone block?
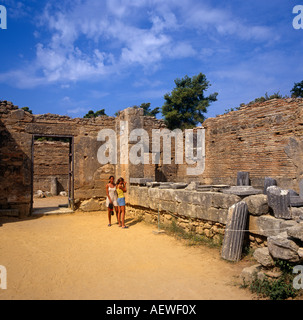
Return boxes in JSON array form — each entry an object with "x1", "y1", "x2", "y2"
[
  {"x1": 146, "y1": 182, "x2": 160, "y2": 188},
  {"x1": 255, "y1": 215, "x2": 284, "y2": 237},
  {"x1": 158, "y1": 200, "x2": 177, "y2": 214},
  {"x1": 179, "y1": 202, "x2": 199, "y2": 219},
  {"x1": 223, "y1": 186, "x2": 263, "y2": 196},
  {"x1": 50, "y1": 177, "x2": 58, "y2": 196},
  {"x1": 267, "y1": 232, "x2": 300, "y2": 263},
  {"x1": 290, "y1": 196, "x2": 303, "y2": 207},
  {"x1": 210, "y1": 193, "x2": 241, "y2": 209},
  {"x1": 281, "y1": 220, "x2": 299, "y2": 231},
  {"x1": 287, "y1": 223, "x2": 303, "y2": 241},
  {"x1": 174, "y1": 190, "x2": 195, "y2": 204},
  {"x1": 243, "y1": 194, "x2": 269, "y2": 216},
  {"x1": 240, "y1": 264, "x2": 262, "y2": 284},
  {"x1": 237, "y1": 171, "x2": 250, "y2": 186},
  {"x1": 79, "y1": 199, "x2": 102, "y2": 212},
  {"x1": 266, "y1": 186, "x2": 292, "y2": 220},
  {"x1": 197, "y1": 207, "x2": 228, "y2": 224},
  {"x1": 291, "y1": 207, "x2": 303, "y2": 221},
  {"x1": 129, "y1": 178, "x2": 153, "y2": 185},
  {"x1": 170, "y1": 183, "x2": 188, "y2": 189},
  {"x1": 253, "y1": 247, "x2": 274, "y2": 267},
  {"x1": 190, "y1": 192, "x2": 213, "y2": 208},
  {"x1": 185, "y1": 182, "x2": 199, "y2": 190}
]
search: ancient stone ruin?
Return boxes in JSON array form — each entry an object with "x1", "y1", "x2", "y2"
[{"x1": 1, "y1": 98, "x2": 303, "y2": 275}]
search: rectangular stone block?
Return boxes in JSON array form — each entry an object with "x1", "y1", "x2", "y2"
[
  {"x1": 252, "y1": 215, "x2": 284, "y2": 237},
  {"x1": 237, "y1": 172, "x2": 250, "y2": 186},
  {"x1": 177, "y1": 202, "x2": 197, "y2": 219}
]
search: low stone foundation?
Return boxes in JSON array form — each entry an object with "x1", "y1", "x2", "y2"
[
  {"x1": 127, "y1": 185, "x2": 273, "y2": 248},
  {"x1": 127, "y1": 205, "x2": 226, "y2": 245}
]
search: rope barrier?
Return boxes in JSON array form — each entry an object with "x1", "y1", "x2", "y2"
[{"x1": 161, "y1": 208, "x2": 299, "y2": 234}]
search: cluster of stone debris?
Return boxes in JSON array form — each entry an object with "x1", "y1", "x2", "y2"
[
  {"x1": 129, "y1": 173, "x2": 303, "y2": 284},
  {"x1": 240, "y1": 177, "x2": 303, "y2": 284}
]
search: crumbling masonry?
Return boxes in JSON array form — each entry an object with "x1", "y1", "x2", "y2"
[{"x1": 1, "y1": 98, "x2": 303, "y2": 263}]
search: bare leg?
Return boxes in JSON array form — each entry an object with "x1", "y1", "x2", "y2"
[
  {"x1": 118, "y1": 206, "x2": 122, "y2": 227},
  {"x1": 108, "y1": 208, "x2": 112, "y2": 226},
  {"x1": 115, "y1": 206, "x2": 119, "y2": 224},
  {"x1": 121, "y1": 206, "x2": 126, "y2": 228}
]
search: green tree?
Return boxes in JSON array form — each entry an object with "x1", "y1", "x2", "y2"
[
  {"x1": 162, "y1": 73, "x2": 218, "y2": 130},
  {"x1": 138, "y1": 103, "x2": 160, "y2": 117},
  {"x1": 21, "y1": 106, "x2": 33, "y2": 114},
  {"x1": 291, "y1": 81, "x2": 303, "y2": 98},
  {"x1": 84, "y1": 109, "x2": 107, "y2": 118}
]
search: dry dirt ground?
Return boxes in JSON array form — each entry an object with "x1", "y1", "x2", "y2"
[{"x1": 0, "y1": 198, "x2": 255, "y2": 300}]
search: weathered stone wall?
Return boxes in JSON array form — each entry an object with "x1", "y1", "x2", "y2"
[
  {"x1": 197, "y1": 98, "x2": 303, "y2": 191},
  {"x1": 0, "y1": 101, "x2": 116, "y2": 217},
  {"x1": 2, "y1": 98, "x2": 303, "y2": 218},
  {"x1": 0, "y1": 103, "x2": 33, "y2": 217},
  {"x1": 135, "y1": 98, "x2": 303, "y2": 189},
  {"x1": 128, "y1": 186, "x2": 240, "y2": 224},
  {"x1": 142, "y1": 115, "x2": 173, "y2": 182},
  {"x1": 33, "y1": 140, "x2": 70, "y2": 193},
  {"x1": 128, "y1": 185, "x2": 303, "y2": 249}
]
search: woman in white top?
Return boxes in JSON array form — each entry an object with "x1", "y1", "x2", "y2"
[{"x1": 106, "y1": 176, "x2": 118, "y2": 226}]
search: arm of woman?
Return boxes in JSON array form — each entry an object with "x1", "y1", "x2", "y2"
[{"x1": 106, "y1": 184, "x2": 112, "y2": 203}]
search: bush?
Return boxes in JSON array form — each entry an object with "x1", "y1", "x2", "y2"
[
  {"x1": 250, "y1": 276, "x2": 297, "y2": 300},
  {"x1": 249, "y1": 260, "x2": 300, "y2": 300}
]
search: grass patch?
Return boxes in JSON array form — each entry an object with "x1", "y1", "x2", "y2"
[
  {"x1": 158, "y1": 218, "x2": 223, "y2": 249},
  {"x1": 248, "y1": 260, "x2": 303, "y2": 300}
]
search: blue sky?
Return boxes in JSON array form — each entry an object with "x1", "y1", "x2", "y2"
[{"x1": 0, "y1": 0, "x2": 302, "y2": 119}]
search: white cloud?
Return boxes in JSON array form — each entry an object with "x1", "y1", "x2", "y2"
[{"x1": 0, "y1": 0, "x2": 279, "y2": 88}]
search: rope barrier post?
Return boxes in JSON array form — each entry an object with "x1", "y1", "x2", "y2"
[{"x1": 153, "y1": 203, "x2": 165, "y2": 235}]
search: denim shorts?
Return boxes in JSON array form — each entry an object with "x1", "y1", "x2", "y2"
[{"x1": 117, "y1": 197, "x2": 126, "y2": 207}]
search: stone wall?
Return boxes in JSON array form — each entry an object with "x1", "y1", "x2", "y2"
[
  {"x1": 0, "y1": 101, "x2": 116, "y2": 217},
  {"x1": 127, "y1": 185, "x2": 303, "y2": 250},
  {"x1": 197, "y1": 98, "x2": 303, "y2": 191},
  {"x1": 2, "y1": 98, "x2": 303, "y2": 218},
  {"x1": 33, "y1": 140, "x2": 70, "y2": 194},
  {"x1": 123, "y1": 98, "x2": 303, "y2": 189}
]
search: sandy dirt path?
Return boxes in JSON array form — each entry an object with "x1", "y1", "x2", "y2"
[{"x1": 0, "y1": 211, "x2": 254, "y2": 300}]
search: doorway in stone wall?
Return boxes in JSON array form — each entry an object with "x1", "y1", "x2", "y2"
[{"x1": 31, "y1": 135, "x2": 74, "y2": 215}]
